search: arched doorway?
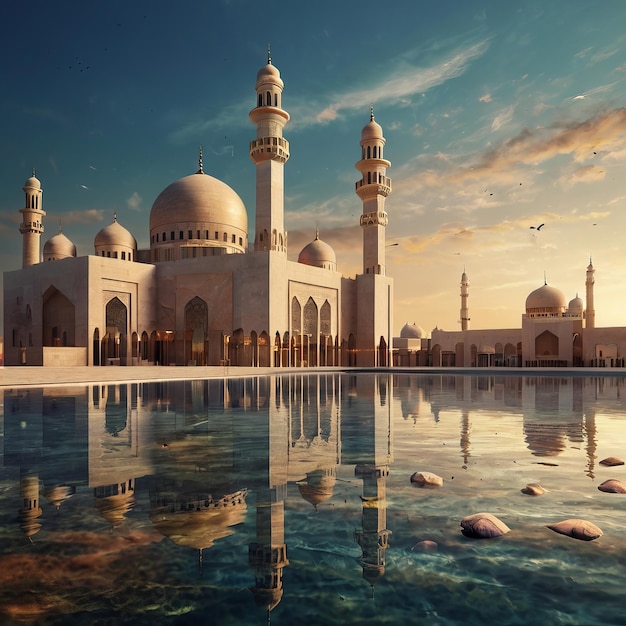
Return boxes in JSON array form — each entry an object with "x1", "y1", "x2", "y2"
[
  {"x1": 184, "y1": 296, "x2": 208, "y2": 365},
  {"x1": 102, "y1": 297, "x2": 127, "y2": 365}
]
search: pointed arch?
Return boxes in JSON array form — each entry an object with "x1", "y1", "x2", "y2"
[
  {"x1": 258, "y1": 331, "x2": 270, "y2": 367},
  {"x1": 42, "y1": 287, "x2": 75, "y2": 347},
  {"x1": 93, "y1": 328, "x2": 100, "y2": 366},
  {"x1": 303, "y1": 298, "x2": 318, "y2": 367},
  {"x1": 103, "y1": 297, "x2": 127, "y2": 364},
  {"x1": 185, "y1": 296, "x2": 208, "y2": 365}
]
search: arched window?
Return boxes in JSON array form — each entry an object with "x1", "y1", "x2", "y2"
[
  {"x1": 266, "y1": 91, "x2": 271, "y2": 105},
  {"x1": 258, "y1": 94, "x2": 263, "y2": 107}
]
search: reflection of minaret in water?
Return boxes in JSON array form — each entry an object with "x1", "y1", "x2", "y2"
[
  {"x1": 354, "y1": 464, "x2": 391, "y2": 597},
  {"x1": 248, "y1": 486, "x2": 289, "y2": 619},
  {"x1": 19, "y1": 472, "x2": 43, "y2": 542},
  {"x1": 460, "y1": 409, "x2": 471, "y2": 465}
]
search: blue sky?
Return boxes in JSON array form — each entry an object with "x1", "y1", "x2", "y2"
[{"x1": 3, "y1": 1, "x2": 626, "y2": 334}]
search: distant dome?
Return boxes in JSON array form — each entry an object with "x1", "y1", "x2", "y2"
[
  {"x1": 525, "y1": 283, "x2": 566, "y2": 316},
  {"x1": 43, "y1": 229, "x2": 76, "y2": 261},
  {"x1": 400, "y1": 322, "x2": 425, "y2": 339},
  {"x1": 568, "y1": 295, "x2": 584, "y2": 316},
  {"x1": 298, "y1": 232, "x2": 336, "y2": 270}
]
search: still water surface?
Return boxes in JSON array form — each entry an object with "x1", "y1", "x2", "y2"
[{"x1": 2, "y1": 372, "x2": 626, "y2": 625}]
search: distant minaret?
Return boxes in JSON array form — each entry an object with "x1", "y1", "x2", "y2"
[
  {"x1": 586, "y1": 258, "x2": 595, "y2": 329},
  {"x1": 19, "y1": 170, "x2": 46, "y2": 268},
  {"x1": 356, "y1": 107, "x2": 392, "y2": 275},
  {"x1": 460, "y1": 269, "x2": 470, "y2": 331},
  {"x1": 249, "y1": 46, "x2": 290, "y2": 253}
]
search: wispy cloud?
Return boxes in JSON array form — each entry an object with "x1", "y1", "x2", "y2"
[{"x1": 310, "y1": 39, "x2": 491, "y2": 126}]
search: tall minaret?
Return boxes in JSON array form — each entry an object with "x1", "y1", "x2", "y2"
[
  {"x1": 19, "y1": 170, "x2": 46, "y2": 268},
  {"x1": 356, "y1": 107, "x2": 392, "y2": 275},
  {"x1": 460, "y1": 269, "x2": 470, "y2": 331},
  {"x1": 585, "y1": 258, "x2": 595, "y2": 329},
  {"x1": 249, "y1": 46, "x2": 290, "y2": 253}
]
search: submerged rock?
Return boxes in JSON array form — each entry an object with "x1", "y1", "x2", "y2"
[
  {"x1": 599, "y1": 457, "x2": 624, "y2": 467},
  {"x1": 598, "y1": 479, "x2": 626, "y2": 493},
  {"x1": 460, "y1": 512, "x2": 510, "y2": 538},
  {"x1": 546, "y1": 519, "x2": 603, "y2": 541},
  {"x1": 411, "y1": 540, "x2": 438, "y2": 553},
  {"x1": 410, "y1": 471, "x2": 443, "y2": 487},
  {"x1": 521, "y1": 483, "x2": 545, "y2": 496}
]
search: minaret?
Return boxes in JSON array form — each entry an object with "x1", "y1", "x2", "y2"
[
  {"x1": 356, "y1": 107, "x2": 392, "y2": 275},
  {"x1": 460, "y1": 269, "x2": 470, "y2": 331},
  {"x1": 586, "y1": 258, "x2": 595, "y2": 329},
  {"x1": 249, "y1": 46, "x2": 290, "y2": 253},
  {"x1": 19, "y1": 170, "x2": 46, "y2": 268}
]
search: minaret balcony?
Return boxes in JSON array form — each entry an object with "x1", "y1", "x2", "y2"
[
  {"x1": 360, "y1": 211, "x2": 388, "y2": 227},
  {"x1": 355, "y1": 180, "x2": 391, "y2": 199},
  {"x1": 19, "y1": 222, "x2": 44, "y2": 234},
  {"x1": 249, "y1": 137, "x2": 290, "y2": 163}
]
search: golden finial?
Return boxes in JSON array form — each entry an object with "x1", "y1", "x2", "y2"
[{"x1": 198, "y1": 145, "x2": 204, "y2": 174}]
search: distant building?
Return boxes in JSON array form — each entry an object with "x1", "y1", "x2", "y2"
[
  {"x1": 3, "y1": 55, "x2": 393, "y2": 368},
  {"x1": 393, "y1": 262, "x2": 626, "y2": 368}
]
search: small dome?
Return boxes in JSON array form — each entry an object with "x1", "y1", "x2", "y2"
[
  {"x1": 256, "y1": 60, "x2": 284, "y2": 89},
  {"x1": 298, "y1": 231, "x2": 336, "y2": 270},
  {"x1": 568, "y1": 295, "x2": 584, "y2": 316},
  {"x1": 525, "y1": 283, "x2": 566, "y2": 315},
  {"x1": 95, "y1": 216, "x2": 137, "y2": 250},
  {"x1": 24, "y1": 175, "x2": 41, "y2": 190},
  {"x1": 43, "y1": 229, "x2": 76, "y2": 260},
  {"x1": 400, "y1": 322, "x2": 425, "y2": 339},
  {"x1": 361, "y1": 114, "x2": 383, "y2": 141}
]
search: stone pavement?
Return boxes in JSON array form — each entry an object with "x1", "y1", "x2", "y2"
[{"x1": 0, "y1": 365, "x2": 284, "y2": 388}]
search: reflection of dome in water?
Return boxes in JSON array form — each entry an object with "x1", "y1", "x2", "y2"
[
  {"x1": 296, "y1": 468, "x2": 336, "y2": 509},
  {"x1": 150, "y1": 489, "x2": 247, "y2": 551},
  {"x1": 43, "y1": 484, "x2": 76, "y2": 509},
  {"x1": 95, "y1": 486, "x2": 136, "y2": 528}
]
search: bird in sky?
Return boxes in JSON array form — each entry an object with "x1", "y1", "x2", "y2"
[{"x1": 530, "y1": 223, "x2": 545, "y2": 230}]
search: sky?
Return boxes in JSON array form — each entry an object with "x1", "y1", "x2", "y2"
[{"x1": 2, "y1": 0, "x2": 626, "y2": 336}]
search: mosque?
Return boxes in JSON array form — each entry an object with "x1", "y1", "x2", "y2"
[
  {"x1": 3, "y1": 54, "x2": 394, "y2": 368},
  {"x1": 393, "y1": 262, "x2": 626, "y2": 368}
]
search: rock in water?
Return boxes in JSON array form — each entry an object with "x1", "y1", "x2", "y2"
[
  {"x1": 599, "y1": 457, "x2": 624, "y2": 467},
  {"x1": 410, "y1": 471, "x2": 444, "y2": 487},
  {"x1": 460, "y1": 512, "x2": 510, "y2": 538},
  {"x1": 598, "y1": 479, "x2": 626, "y2": 494},
  {"x1": 521, "y1": 483, "x2": 545, "y2": 495},
  {"x1": 546, "y1": 519, "x2": 603, "y2": 541}
]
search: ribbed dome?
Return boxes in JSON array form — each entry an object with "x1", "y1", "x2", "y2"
[
  {"x1": 150, "y1": 172, "x2": 247, "y2": 234},
  {"x1": 298, "y1": 232, "x2": 336, "y2": 270},
  {"x1": 526, "y1": 283, "x2": 566, "y2": 315},
  {"x1": 43, "y1": 230, "x2": 76, "y2": 260},
  {"x1": 95, "y1": 217, "x2": 137, "y2": 249},
  {"x1": 400, "y1": 322, "x2": 425, "y2": 339}
]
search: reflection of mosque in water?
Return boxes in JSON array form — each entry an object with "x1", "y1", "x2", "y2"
[
  {"x1": 394, "y1": 373, "x2": 626, "y2": 476},
  {"x1": 3, "y1": 373, "x2": 625, "y2": 617},
  {"x1": 1, "y1": 373, "x2": 392, "y2": 619}
]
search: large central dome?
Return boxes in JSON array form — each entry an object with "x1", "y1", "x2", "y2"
[
  {"x1": 150, "y1": 172, "x2": 247, "y2": 232},
  {"x1": 149, "y1": 171, "x2": 248, "y2": 259},
  {"x1": 525, "y1": 283, "x2": 566, "y2": 316}
]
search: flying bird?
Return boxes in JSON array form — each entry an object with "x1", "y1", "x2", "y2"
[{"x1": 530, "y1": 223, "x2": 544, "y2": 231}]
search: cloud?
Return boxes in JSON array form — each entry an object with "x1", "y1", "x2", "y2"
[
  {"x1": 491, "y1": 105, "x2": 514, "y2": 132},
  {"x1": 127, "y1": 191, "x2": 142, "y2": 210},
  {"x1": 565, "y1": 164, "x2": 606, "y2": 184},
  {"x1": 479, "y1": 93, "x2": 493, "y2": 103},
  {"x1": 61, "y1": 209, "x2": 105, "y2": 224},
  {"x1": 570, "y1": 81, "x2": 618, "y2": 101},
  {"x1": 309, "y1": 39, "x2": 491, "y2": 126}
]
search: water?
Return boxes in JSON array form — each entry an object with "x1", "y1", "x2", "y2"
[{"x1": 2, "y1": 372, "x2": 626, "y2": 625}]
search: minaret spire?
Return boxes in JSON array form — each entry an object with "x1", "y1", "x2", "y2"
[
  {"x1": 586, "y1": 257, "x2": 595, "y2": 329},
  {"x1": 249, "y1": 53, "x2": 290, "y2": 253},
  {"x1": 356, "y1": 109, "x2": 391, "y2": 275},
  {"x1": 19, "y1": 170, "x2": 46, "y2": 268},
  {"x1": 197, "y1": 145, "x2": 204, "y2": 174},
  {"x1": 460, "y1": 269, "x2": 470, "y2": 331}
]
